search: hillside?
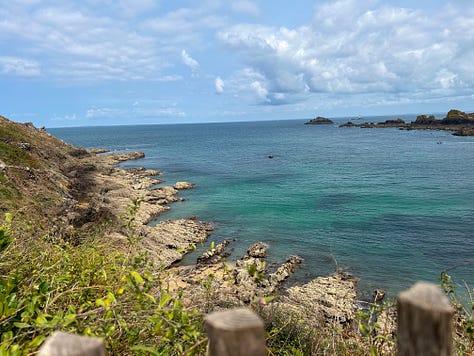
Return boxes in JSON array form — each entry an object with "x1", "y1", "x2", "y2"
[{"x1": 0, "y1": 115, "x2": 211, "y2": 261}]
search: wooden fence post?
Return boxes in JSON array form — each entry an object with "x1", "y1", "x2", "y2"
[
  {"x1": 204, "y1": 308, "x2": 266, "y2": 356},
  {"x1": 397, "y1": 281, "x2": 454, "y2": 356},
  {"x1": 38, "y1": 331, "x2": 105, "y2": 356}
]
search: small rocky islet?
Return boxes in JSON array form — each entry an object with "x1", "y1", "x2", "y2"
[
  {"x1": 304, "y1": 116, "x2": 334, "y2": 125},
  {"x1": 337, "y1": 109, "x2": 474, "y2": 136}
]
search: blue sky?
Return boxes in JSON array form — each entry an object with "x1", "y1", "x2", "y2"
[{"x1": 1, "y1": 0, "x2": 473, "y2": 127}]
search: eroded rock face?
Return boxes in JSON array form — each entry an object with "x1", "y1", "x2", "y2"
[
  {"x1": 443, "y1": 109, "x2": 474, "y2": 124},
  {"x1": 272, "y1": 272, "x2": 358, "y2": 325}
]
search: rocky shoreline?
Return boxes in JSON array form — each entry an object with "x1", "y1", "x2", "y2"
[
  {"x1": 95, "y1": 150, "x2": 365, "y2": 326},
  {"x1": 339, "y1": 109, "x2": 474, "y2": 136},
  {"x1": 0, "y1": 115, "x2": 393, "y2": 338}
]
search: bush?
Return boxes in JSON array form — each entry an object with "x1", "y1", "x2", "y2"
[{"x1": 0, "y1": 213, "x2": 207, "y2": 355}]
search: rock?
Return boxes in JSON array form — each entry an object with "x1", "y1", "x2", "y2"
[
  {"x1": 443, "y1": 109, "x2": 474, "y2": 124},
  {"x1": 453, "y1": 128, "x2": 474, "y2": 136},
  {"x1": 273, "y1": 272, "x2": 358, "y2": 325},
  {"x1": 174, "y1": 181, "x2": 195, "y2": 190},
  {"x1": 384, "y1": 118, "x2": 406, "y2": 125},
  {"x1": 246, "y1": 242, "x2": 267, "y2": 259},
  {"x1": 197, "y1": 240, "x2": 232, "y2": 264},
  {"x1": 372, "y1": 289, "x2": 387, "y2": 303},
  {"x1": 268, "y1": 255, "x2": 303, "y2": 287},
  {"x1": 305, "y1": 116, "x2": 334, "y2": 125},
  {"x1": 340, "y1": 121, "x2": 355, "y2": 127},
  {"x1": 108, "y1": 151, "x2": 145, "y2": 162},
  {"x1": 415, "y1": 114, "x2": 437, "y2": 125}
]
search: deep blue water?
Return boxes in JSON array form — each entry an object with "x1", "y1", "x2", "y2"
[{"x1": 50, "y1": 118, "x2": 474, "y2": 297}]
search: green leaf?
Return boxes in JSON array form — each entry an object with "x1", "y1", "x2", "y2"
[
  {"x1": 13, "y1": 322, "x2": 30, "y2": 329},
  {"x1": 144, "y1": 293, "x2": 156, "y2": 304},
  {"x1": 1, "y1": 331, "x2": 13, "y2": 343},
  {"x1": 130, "y1": 345, "x2": 161, "y2": 355},
  {"x1": 63, "y1": 313, "x2": 76, "y2": 326},
  {"x1": 28, "y1": 335, "x2": 46, "y2": 349},
  {"x1": 35, "y1": 315, "x2": 49, "y2": 327},
  {"x1": 130, "y1": 271, "x2": 144, "y2": 285}
]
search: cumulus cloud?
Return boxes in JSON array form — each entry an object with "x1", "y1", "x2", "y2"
[
  {"x1": 215, "y1": 76, "x2": 225, "y2": 93},
  {"x1": 218, "y1": 1, "x2": 474, "y2": 106},
  {"x1": 181, "y1": 50, "x2": 199, "y2": 72},
  {"x1": 0, "y1": 3, "x2": 179, "y2": 81},
  {"x1": 0, "y1": 56, "x2": 41, "y2": 77}
]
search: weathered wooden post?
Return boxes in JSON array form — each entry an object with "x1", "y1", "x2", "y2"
[
  {"x1": 397, "y1": 281, "x2": 454, "y2": 356},
  {"x1": 204, "y1": 308, "x2": 266, "y2": 356},
  {"x1": 38, "y1": 331, "x2": 105, "y2": 356}
]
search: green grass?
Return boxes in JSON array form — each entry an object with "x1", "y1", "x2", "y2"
[
  {"x1": 0, "y1": 141, "x2": 38, "y2": 168},
  {"x1": 0, "y1": 173, "x2": 21, "y2": 210}
]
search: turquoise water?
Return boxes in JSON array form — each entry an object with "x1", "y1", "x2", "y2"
[{"x1": 51, "y1": 118, "x2": 474, "y2": 297}]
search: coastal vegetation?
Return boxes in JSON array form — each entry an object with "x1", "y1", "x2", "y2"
[{"x1": 1, "y1": 114, "x2": 473, "y2": 354}]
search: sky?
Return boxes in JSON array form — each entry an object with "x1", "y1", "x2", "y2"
[{"x1": 1, "y1": 0, "x2": 474, "y2": 127}]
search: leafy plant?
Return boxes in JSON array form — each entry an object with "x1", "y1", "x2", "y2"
[
  {"x1": 440, "y1": 270, "x2": 474, "y2": 354},
  {"x1": 0, "y1": 211, "x2": 207, "y2": 355}
]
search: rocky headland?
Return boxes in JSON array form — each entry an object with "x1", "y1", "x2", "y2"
[
  {"x1": 0, "y1": 115, "x2": 392, "y2": 341},
  {"x1": 339, "y1": 109, "x2": 474, "y2": 136}
]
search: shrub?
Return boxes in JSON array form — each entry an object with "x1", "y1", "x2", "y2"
[{"x1": 0, "y1": 213, "x2": 207, "y2": 355}]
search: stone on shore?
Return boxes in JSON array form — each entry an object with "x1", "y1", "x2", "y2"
[
  {"x1": 174, "y1": 181, "x2": 195, "y2": 190},
  {"x1": 272, "y1": 272, "x2": 358, "y2": 325}
]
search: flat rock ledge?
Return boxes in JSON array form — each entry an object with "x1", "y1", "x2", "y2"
[
  {"x1": 271, "y1": 272, "x2": 358, "y2": 326},
  {"x1": 59, "y1": 149, "x2": 213, "y2": 268},
  {"x1": 163, "y1": 241, "x2": 362, "y2": 328}
]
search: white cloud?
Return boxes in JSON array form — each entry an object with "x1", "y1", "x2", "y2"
[
  {"x1": 0, "y1": 56, "x2": 41, "y2": 77},
  {"x1": 218, "y1": 1, "x2": 474, "y2": 106},
  {"x1": 181, "y1": 49, "x2": 199, "y2": 72},
  {"x1": 0, "y1": 4, "x2": 180, "y2": 81},
  {"x1": 85, "y1": 107, "x2": 120, "y2": 119},
  {"x1": 215, "y1": 76, "x2": 225, "y2": 93},
  {"x1": 85, "y1": 104, "x2": 187, "y2": 120},
  {"x1": 51, "y1": 114, "x2": 77, "y2": 122}
]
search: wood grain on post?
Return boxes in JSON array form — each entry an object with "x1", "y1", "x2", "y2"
[
  {"x1": 205, "y1": 308, "x2": 266, "y2": 356},
  {"x1": 397, "y1": 282, "x2": 454, "y2": 356},
  {"x1": 38, "y1": 331, "x2": 105, "y2": 356}
]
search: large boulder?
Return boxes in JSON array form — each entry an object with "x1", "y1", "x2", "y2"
[
  {"x1": 442, "y1": 109, "x2": 474, "y2": 125},
  {"x1": 414, "y1": 114, "x2": 438, "y2": 125}
]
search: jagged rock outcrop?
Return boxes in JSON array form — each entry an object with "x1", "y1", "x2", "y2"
[
  {"x1": 271, "y1": 272, "x2": 358, "y2": 325},
  {"x1": 166, "y1": 241, "x2": 304, "y2": 308},
  {"x1": 415, "y1": 114, "x2": 437, "y2": 125},
  {"x1": 443, "y1": 109, "x2": 474, "y2": 125},
  {"x1": 340, "y1": 109, "x2": 474, "y2": 136}
]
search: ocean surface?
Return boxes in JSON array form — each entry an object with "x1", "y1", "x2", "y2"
[{"x1": 50, "y1": 117, "x2": 474, "y2": 298}]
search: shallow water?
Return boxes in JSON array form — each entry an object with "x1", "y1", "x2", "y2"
[{"x1": 51, "y1": 117, "x2": 474, "y2": 297}]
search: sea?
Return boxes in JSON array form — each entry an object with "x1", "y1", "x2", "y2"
[{"x1": 50, "y1": 116, "x2": 474, "y2": 299}]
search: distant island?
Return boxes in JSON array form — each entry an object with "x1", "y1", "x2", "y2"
[
  {"x1": 305, "y1": 116, "x2": 334, "y2": 125},
  {"x1": 339, "y1": 109, "x2": 474, "y2": 136}
]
